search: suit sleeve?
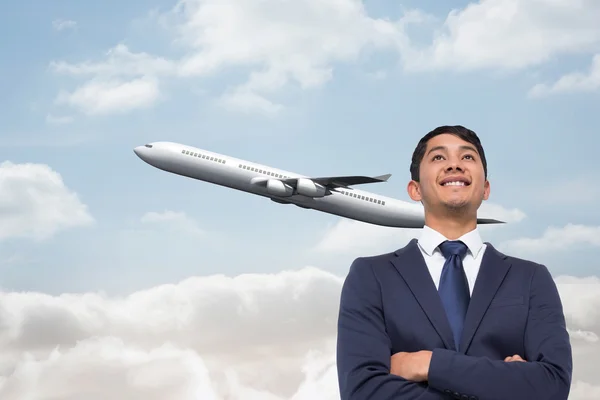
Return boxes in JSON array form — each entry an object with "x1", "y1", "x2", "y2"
[
  {"x1": 336, "y1": 257, "x2": 449, "y2": 400},
  {"x1": 427, "y1": 263, "x2": 573, "y2": 400}
]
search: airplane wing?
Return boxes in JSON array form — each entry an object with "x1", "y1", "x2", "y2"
[{"x1": 282, "y1": 173, "x2": 391, "y2": 189}]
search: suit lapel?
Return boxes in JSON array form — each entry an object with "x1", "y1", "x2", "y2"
[
  {"x1": 390, "y1": 239, "x2": 455, "y2": 350},
  {"x1": 459, "y1": 242, "x2": 512, "y2": 352}
]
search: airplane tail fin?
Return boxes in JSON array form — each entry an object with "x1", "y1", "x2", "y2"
[{"x1": 477, "y1": 218, "x2": 505, "y2": 224}]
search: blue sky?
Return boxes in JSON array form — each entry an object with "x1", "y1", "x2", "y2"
[
  {"x1": 2, "y1": 0, "x2": 600, "y2": 295},
  {"x1": 1, "y1": 1, "x2": 599, "y2": 397}
]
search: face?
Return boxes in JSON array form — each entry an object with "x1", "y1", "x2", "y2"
[{"x1": 407, "y1": 133, "x2": 490, "y2": 216}]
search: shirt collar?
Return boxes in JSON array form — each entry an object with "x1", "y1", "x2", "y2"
[{"x1": 418, "y1": 225, "x2": 484, "y2": 258}]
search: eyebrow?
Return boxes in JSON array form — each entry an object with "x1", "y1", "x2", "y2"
[{"x1": 427, "y1": 145, "x2": 478, "y2": 155}]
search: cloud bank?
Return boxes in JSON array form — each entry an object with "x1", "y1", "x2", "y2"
[{"x1": 0, "y1": 266, "x2": 596, "y2": 399}]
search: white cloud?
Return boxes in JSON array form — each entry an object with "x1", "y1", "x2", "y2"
[
  {"x1": 49, "y1": 0, "x2": 600, "y2": 114},
  {"x1": 570, "y1": 381, "x2": 600, "y2": 400},
  {"x1": 0, "y1": 267, "x2": 596, "y2": 398},
  {"x1": 217, "y1": 89, "x2": 284, "y2": 116},
  {"x1": 397, "y1": 0, "x2": 600, "y2": 99},
  {"x1": 402, "y1": 0, "x2": 600, "y2": 72},
  {"x1": 50, "y1": 0, "x2": 419, "y2": 115},
  {"x1": 164, "y1": 0, "x2": 411, "y2": 112},
  {"x1": 48, "y1": 0, "x2": 600, "y2": 115},
  {"x1": 0, "y1": 267, "x2": 342, "y2": 399},
  {"x1": 165, "y1": 0, "x2": 412, "y2": 80},
  {"x1": 55, "y1": 76, "x2": 160, "y2": 115},
  {"x1": 556, "y1": 275, "x2": 600, "y2": 332},
  {"x1": 50, "y1": 45, "x2": 177, "y2": 78},
  {"x1": 500, "y1": 224, "x2": 600, "y2": 254},
  {"x1": 555, "y1": 275, "x2": 600, "y2": 390},
  {"x1": 529, "y1": 53, "x2": 600, "y2": 97},
  {"x1": 52, "y1": 19, "x2": 77, "y2": 31},
  {"x1": 0, "y1": 161, "x2": 94, "y2": 241},
  {"x1": 478, "y1": 202, "x2": 526, "y2": 223}
]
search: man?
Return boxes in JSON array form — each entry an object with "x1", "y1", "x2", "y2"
[{"x1": 336, "y1": 126, "x2": 572, "y2": 400}]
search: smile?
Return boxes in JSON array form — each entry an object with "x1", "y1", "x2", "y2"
[{"x1": 442, "y1": 181, "x2": 468, "y2": 186}]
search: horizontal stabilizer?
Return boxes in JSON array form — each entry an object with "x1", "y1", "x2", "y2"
[
  {"x1": 373, "y1": 173, "x2": 391, "y2": 182},
  {"x1": 476, "y1": 218, "x2": 505, "y2": 224}
]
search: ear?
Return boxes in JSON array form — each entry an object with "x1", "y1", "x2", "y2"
[
  {"x1": 482, "y1": 179, "x2": 490, "y2": 201},
  {"x1": 407, "y1": 180, "x2": 422, "y2": 202}
]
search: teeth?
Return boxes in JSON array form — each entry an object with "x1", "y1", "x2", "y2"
[{"x1": 443, "y1": 181, "x2": 466, "y2": 186}]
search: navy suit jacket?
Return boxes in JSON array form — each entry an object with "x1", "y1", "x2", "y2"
[{"x1": 336, "y1": 239, "x2": 572, "y2": 400}]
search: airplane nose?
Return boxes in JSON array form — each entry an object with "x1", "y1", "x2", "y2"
[
  {"x1": 134, "y1": 144, "x2": 156, "y2": 163},
  {"x1": 133, "y1": 146, "x2": 144, "y2": 157}
]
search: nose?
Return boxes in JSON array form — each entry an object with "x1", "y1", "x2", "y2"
[{"x1": 445, "y1": 158, "x2": 464, "y2": 172}]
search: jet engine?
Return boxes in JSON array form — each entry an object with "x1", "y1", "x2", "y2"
[
  {"x1": 266, "y1": 179, "x2": 294, "y2": 197},
  {"x1": 296, "y1": 178, "x2": 326, "y2": 197}
]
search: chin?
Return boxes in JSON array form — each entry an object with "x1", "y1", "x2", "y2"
[{"x1": 441, "y1": 199, "x2": 471, "y2": 210}]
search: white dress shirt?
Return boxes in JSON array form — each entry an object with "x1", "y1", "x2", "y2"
[{"x1": 416, "y1": 225, "x2": 487, "y2": 296}]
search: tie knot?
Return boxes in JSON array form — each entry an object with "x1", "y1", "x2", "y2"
[{"x1": 439, "y1": 240, "x2": 468, "y2": 259}]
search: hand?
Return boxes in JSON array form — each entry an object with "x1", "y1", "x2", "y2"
[
  {"x1": 390, "y1": 351, "x2": 432, "y2": 382},
  {"x1": 504, "y1": 354, "x2": 526, "y2": 362}
]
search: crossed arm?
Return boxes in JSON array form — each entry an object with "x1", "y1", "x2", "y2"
[{"x1": 336, "y1": 258, "x2": 573, "y2": 400}]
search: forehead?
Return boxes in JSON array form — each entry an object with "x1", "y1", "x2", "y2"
[{"x1": 425, "y1": 133, "x2": 478, "y2": 152}]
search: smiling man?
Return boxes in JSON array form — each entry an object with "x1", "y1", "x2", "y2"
[{"x1": 336, "y1": 126, "x2": 572, "y2": 400}]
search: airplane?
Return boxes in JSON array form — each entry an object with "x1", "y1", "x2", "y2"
[{"x1": 133, "y1": 141, "x2": 504, "y2": 228}]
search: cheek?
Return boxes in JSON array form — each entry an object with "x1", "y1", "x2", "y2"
[
  {"x1": 422, "y1": 184, "x2": 441, "y2": 201},
  {"x1": 474, "y1": 184, "x2": 488, "y2": 199}
]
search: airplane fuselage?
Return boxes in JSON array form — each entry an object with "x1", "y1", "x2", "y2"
[{"x1": 133, "y1": 142, "x2": 500, "y2": 228}]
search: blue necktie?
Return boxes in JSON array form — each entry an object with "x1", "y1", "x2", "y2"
[{"x1": 438, "y1": 240, "x2": 470, "y2": 351}]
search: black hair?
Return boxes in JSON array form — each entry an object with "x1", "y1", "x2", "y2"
[{"x1": 410, "y1": 125, "x2": 487, "y2": 182}]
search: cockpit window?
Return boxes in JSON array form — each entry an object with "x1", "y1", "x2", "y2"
[{"x1": 144, "y1": 144, "x2": 153, "y2": 148}]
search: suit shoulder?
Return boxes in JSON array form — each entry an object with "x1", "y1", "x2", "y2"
[
  {"x1": 351, "y1": 250, "x2": 397, "y2": 267},
  {"x1": 348, "y1": 248, "x2": 405, "y2": 281},
  {"x1": 506, "y1": 255, "x2": 544, "y2": 269},
  {"x1": 352, "y1": 239, "x2": 416, "y2": 265},
  {"x1": 345, "y1": 251, "x2": 397, "y2": 289},
  {"x1": 489, "y1": 245, "x2": 547, "y2": 271}
]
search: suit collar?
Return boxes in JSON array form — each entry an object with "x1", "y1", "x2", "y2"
[
  {"x1": 459, "y1": 242, "x2": 511, "y2": 352},
  {"x1": 391, "y1": 239, "x2": 512, "y2": 353},
  {"x1": 392, "y1": 239, "x2": 456, "y2": 350},
  {"x1": 418, "y1": 225, "x2": 485, "y2": 258}
]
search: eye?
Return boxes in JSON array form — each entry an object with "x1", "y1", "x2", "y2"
[
  {"x1": 432, "y1": 154, "x2": 444, "y2": 161},
  {"x1": 463, "y1": 154, "x2": 475, "y2": 160}
]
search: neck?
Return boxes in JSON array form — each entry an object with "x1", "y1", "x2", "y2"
[{"x1": 424, "y1": 211, "x2": 477, "y2": 240}]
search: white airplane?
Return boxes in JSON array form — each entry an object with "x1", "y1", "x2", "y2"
[{"x1": 133, "y1": 142, "x2": 503, "y2": 228}]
